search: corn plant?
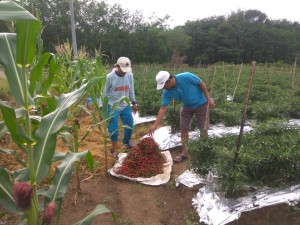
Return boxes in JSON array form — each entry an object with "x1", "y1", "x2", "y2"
[
  {"x1": 0, "y1": 1, "x2": 113, "y2": 224},
  {"x1": 51, "y1": 44, "x2": 107, "y2": 193},
  {"x1": 82, "y1": 95, "x2": 130, "y2": 173}
]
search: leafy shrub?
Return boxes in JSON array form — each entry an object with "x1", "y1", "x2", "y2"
[
  {"x1": 189, "y1": 119, "x2": 300, "y2": 196},
  {"x1": 165, "y1": 103, "x2": 202, "y2": 134},
  {"x1": 289, "y1": 96, "x2": 300, "y2": 118},
  {"x1": 138, "y1": 89, "x2": 161, "y2": 116},
  {"x1": 210, "y1": 101, "x2": 242, "y2": 126},
  {"x1": 249, "y1": 101, "x2": 290, "y2": 122}
]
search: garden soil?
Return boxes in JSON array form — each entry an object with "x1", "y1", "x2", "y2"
[{"x1": 1, "y1": 112, "x2": 300, "y2": 225}]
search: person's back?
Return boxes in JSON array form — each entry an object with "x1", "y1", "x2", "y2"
[
  {"x1": 162, "y1": 72, "x2": 207, "y2": 108},
  {"x1": 148, "y1": 70, "x2": 215, "y2": 163}
]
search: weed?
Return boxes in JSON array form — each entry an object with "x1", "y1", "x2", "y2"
[
  {"x1": 102, "y1": 196, "x2": 114, "y2": 205},
  {"x1": 117, "y1": 217, "x2": 133, "y2": 225},
  {"x1": 185, "y1": 211, "x2": 199, "y2": 225},
  {"x1": 155, "y1": 195, "x2": 166, "y2": 208}
]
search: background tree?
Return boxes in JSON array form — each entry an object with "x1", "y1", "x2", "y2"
[{"x1": 20, "y1": 0, "x2": 300, "y2": 65}]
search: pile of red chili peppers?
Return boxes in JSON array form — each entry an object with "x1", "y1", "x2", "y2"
[{"x1": 114, "y1": 137, "x2": 166, "y2": 178}]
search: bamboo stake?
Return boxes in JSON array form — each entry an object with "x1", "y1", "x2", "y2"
[
  {"x1": 203, "y1": 66, "x2": 216, "y2": 136},
  {"x1": 232, "y1": 63, "x2": 243, "y2": 101},
  {"x1": 233, "y1": 61, "x2": 256, "y2": 167},
  {"x1": 266, "y1": 64, "x2": 272, "y2": 94},
  {"x1": 223, "y1": 62, "x2": 227, "y2": 99},
  {"x1": 289, "y1": 58, "x2": 297, "y2": 112}
]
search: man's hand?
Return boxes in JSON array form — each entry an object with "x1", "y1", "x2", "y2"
[
  {"x1": 208, "y1": 98, "x2": 216, "y2": 109},
  {"x1": 131, "y1": 105, "x2": 138, "y2": 114},
  {"x1": 147, "y1": 125, "x2": 156, "y2": 136}
]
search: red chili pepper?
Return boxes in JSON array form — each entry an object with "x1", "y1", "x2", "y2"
[{"x1": 114, "y1": 137, "x2": 165, "y2": 178}]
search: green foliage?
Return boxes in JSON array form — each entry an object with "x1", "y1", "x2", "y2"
[
  {"x1": 133, "y1": 62, "x2": 299, "y2": 128},
  {"x1": 21, "y1": 1, "x2": 300, "y2": 65},
  {"x1": 0, "y1": 2, "x2": 111, "y2": 224},
  {"x1": 132, "y1": 64, "x2": 162, "y2": 117},
  {"x1": 164, "y1": 103, "x2": 198, "y2": 133},
  {"x1": 185, "y1": 211, "x2": 199, "y2": 225},
  {"x1": 190, "y1": 120, "x2": 300, "y2": 197},
  {"x1": 210, "y1": 101, "x2": 242, "y2": 126},
  {"x1": 165, "y1": 103, "x2": 181, "y2": 133}
]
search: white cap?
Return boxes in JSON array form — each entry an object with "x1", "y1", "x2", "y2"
[
  {"x1": 116, "y1": 57, "x2": 132, "y2": 73},
  {"x1": 156, "y1": 71, "x2": 170, "y2": 90}
]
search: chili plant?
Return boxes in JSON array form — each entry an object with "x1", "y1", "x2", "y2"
[{"x1": 0, "y1": 1, "x2": 113, "y2": 224}]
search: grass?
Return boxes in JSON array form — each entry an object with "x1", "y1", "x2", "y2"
[{"x1": 185, "y1": 211, "x2": 199, "y2": 225}]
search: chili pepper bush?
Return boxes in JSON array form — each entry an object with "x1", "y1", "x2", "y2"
[{"x1": 114, "y1": 137, "x2": 166, "y2": 178}]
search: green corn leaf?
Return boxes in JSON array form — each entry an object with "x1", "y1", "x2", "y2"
[
  {"x1": 44, "y1": 151, "x2": 88, "y2": 202},
  {"x1": 32, "y1": 78, "x2": 104, "y2": 183},
  {"x1": 0, "y1": 33, "x2": 32, "y2": 106},
  {"x1": 0, "y1": 167, "x2": 18, "y2": 213},
  {"x1": 0, "y1": 1, "x2": 39, "y2": 105},
  {"x1": 111, "y1": 96, "x2": 130, "y2": 112},
  {"x1": 0, "y1": 100, "x2": 34, "y2": 145},
  {"x1": 73, "y1": 204, "x2": 112, "y2": 225},
  {"x1": 84, "y1": 151, "x2": 95, "y2": 174},
  {"x1": 52, "y1": 151, "x2": 67, "y2": 162},
  {"x1": 0, "y1": 1, "x2": 36, "y2": 21},
  {"x1": 16, "y1": 20, "x2": 40, "y2": 67},
  {"x1": 29, "y1": 52, "x2": 51, "y2": 95},
  {"x1": 41, "y1": 56, "x2": 59, "y2": 95},
  {"x1": 33, "y1": 84, "x2": 89, "y2": 183}
]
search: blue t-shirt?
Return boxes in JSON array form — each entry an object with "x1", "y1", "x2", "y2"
[{"x1": 161, "y1": 72, "x2": 207, "y2": 108}]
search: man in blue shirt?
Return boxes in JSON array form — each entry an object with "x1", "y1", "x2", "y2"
[{"x1": 148, "y1": 71, "x2": 215, "y2": 163}]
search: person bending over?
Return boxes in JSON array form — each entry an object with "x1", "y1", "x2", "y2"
[{"x1": 148, "y1": 71, "x2": 215, "y2": 163}]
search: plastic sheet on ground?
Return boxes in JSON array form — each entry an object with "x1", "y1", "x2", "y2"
[
  {"x1": 132, "y1": 111, "x2": 156, "y2": 125},
  {"x1": 143, "y1": 124, "x2": 253, "y2": 150},
  {"x1": 289, "y1": 118, "x2": 300, "y2": 126},
  {"x1": 192, "y1": 184, "x2": 300, "y2": 225},
  {"x1": 108, "y1": 151, "x2": 173, "y2": 186},
  {"x1": 175, "y1": 169, "x2": 208, "y2": 188}
]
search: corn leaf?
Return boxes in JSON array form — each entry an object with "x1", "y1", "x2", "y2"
[
  {"x1": 0, "y1": 100, "x2": 33, "y2": 145},
  {"x1": 0, "y1": 1, "x2": 36, "y2": 21},
  {"x1": 32, "y1": 78, "x2": 104, "y2": 183},
  {"x1": 16, "y1": 20, "x2": 40, "y2": 67},
  {"x1": 44, "y1": 151, "x2": 88, "y2": 202},
  {"x1": 84, "y1": 151, "x2": 95, "y2": 174},
  {"x1": 73, "y1": 204, "x2": 112, "y2": 225},
  {"x1": 0, "y1": 33, "x2": 32, "y2": 106},
  {"x1": 29, "y1": 52, "x2": 51, "y2": 95},
  {"x1": 33, "y1": 84, "x2": 88, "y2": 183},
  {"x1": 0, "y1": 167, "x2": 18, "y2": 213}
]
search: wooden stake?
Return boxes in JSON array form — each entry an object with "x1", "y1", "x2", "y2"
[
  {"x1": 289, "y1": 58, "x2": 297, "y2": 112},
  {"x1": 232, "y1": 63, "x2": 243, "y2": 101},
  {"x1": 233, "y1": 61, "x2": 256, "y2": 167}
]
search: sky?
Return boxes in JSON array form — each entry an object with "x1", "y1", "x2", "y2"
[{"x1": 106, "y1": 0, "x2": 300, "y2": 27}]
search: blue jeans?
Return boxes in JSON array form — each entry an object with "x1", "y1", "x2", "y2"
[{"x1": 108, "y1": 105, "x2": 134, "y2": 145}]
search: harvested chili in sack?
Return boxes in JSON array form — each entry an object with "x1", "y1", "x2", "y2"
[{"x1": 114, "y1": 137, "x2": 166, "y2": 178}]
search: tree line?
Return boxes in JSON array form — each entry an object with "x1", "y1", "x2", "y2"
[{"x1": 2, "y1": 0, "x2": 299, "y2": 65}]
